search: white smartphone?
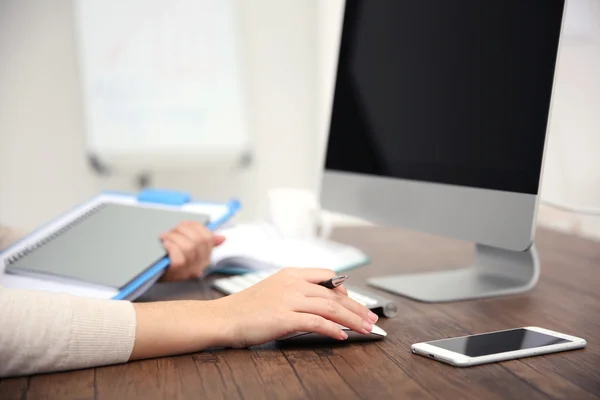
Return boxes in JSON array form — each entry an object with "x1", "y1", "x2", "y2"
[{"x1": 411, "y1": 326, "x2": 587, "y2": 367}]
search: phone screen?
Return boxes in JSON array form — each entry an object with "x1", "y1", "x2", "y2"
[{"x1": 427, "y1": 328, "x2": 571, "y2": 357}]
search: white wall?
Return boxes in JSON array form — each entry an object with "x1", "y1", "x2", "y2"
[
  {"x1": 1, "y1": 0, "x2": 599, "y2": 241},
  {"x1": 236, "y1": 0, "x2": 320, "y2": 218},
  {"x1": 0, "y1": 0, "x2": 320, "y2": 231},
  {"x1": 536, "y1": 0, "x2": 600, "y2": 240},
  {"x1": 0, "y1": 0, "x2": 99, "y2": 231}
]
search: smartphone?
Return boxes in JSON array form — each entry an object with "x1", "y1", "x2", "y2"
[{"x1": 411, "y1": 326, "x2": 587, "y2": 367}]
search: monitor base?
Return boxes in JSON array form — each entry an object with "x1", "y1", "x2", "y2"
[{"x1": 366, "y1": 243, "x2": 540, "y2": 303}]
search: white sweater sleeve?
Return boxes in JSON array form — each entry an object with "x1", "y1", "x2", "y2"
[{"x1": 0, "y1": 286, "x2": 137, "y2": 378}]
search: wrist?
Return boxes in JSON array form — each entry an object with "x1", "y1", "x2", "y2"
[
  {"x1": 130, "y1": 299, "x2": 235, "y2": 361},
  {"x1": 190, "y1": 298, "x2": 236, "y2": 348}
]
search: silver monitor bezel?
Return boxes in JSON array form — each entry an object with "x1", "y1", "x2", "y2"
[{"x1": 319, "y1": 1, "x2": 566, "y2": 253}]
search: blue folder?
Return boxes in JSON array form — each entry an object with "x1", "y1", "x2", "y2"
[
  {"x1": 0, "y1": 188, "x2": 241, "y2": 301},
  {"x1": 113, "y1": 189, "x2": 241, "y2": 299}
]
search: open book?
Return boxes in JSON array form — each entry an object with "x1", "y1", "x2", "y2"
[{"x1": 209, "y1": 222, "x2": 370, "y2": 274}]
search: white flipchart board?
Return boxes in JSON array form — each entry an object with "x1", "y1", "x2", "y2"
[{"x1": 73, "y1": 0, "x2": 250, "y2": 170}]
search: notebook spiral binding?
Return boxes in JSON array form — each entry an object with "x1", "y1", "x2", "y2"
[{"x1": 3, "y1": 203, "x2": 107, "y2": 266}]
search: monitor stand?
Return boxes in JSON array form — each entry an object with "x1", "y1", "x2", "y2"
[{"x1": 366, "y1": 243, "x2": 540, "y2": 303}]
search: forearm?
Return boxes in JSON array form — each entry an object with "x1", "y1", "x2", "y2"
[
  {"x1": 0, "y1": 287, "x2": 136, "y2": 378},
  {"x1": 130, "y1": 299, "x2": 232, "y2": 361},
  {"x1": 0, "y1": 287, "x2": 232, "y2": 378}
]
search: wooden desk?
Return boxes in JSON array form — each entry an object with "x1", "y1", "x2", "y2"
[{"x1": 1, "y1": 227, "x2": 599, "y2": 400}]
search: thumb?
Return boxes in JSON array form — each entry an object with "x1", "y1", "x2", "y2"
[{"x1": 212, "y1": 234, "x2": 226, "y2": 246}]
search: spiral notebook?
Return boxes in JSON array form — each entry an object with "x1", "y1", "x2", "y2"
[{"x1": 0, "y1": 190, "x2": 241, "y2": 300}]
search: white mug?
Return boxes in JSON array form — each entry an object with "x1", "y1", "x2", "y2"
[{"x1": 267, "y1": 187, "x2": 332, "y2": 240}]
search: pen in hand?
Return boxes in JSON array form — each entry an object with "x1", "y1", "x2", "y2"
[{"x1": 318, "y1": 275, "x2": 349, "y2": 289}]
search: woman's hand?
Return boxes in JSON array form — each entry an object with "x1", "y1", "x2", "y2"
[
  {"x1": 159, "y1": 221, "x2": 226, "y2": 281},
  {"x1": 213, "y1": 268, "x2": 379, "y2": 347},
  {"x1": 130, "y1": 268, "x2": 379, "y2": 362}
]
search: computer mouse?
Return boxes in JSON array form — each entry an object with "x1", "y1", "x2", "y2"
[{"x1": 276, "y1": 324, "x2": 387, "y2": 344}]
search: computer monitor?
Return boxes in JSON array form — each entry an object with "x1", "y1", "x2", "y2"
[{"x1": 320, "y1": 0, "x2": 566, "y2": 302}]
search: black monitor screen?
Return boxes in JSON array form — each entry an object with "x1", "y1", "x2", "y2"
[{"x1": 325, "y1": 0, "x2": 565, "y2": 194}]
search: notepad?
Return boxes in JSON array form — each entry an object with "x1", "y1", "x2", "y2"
[
  {"x1": 0, "y1": 190, "x2": 241, "y2": 299},
  {"x1": 4, "y1": 203, "x2": 209, "y2": 289}
]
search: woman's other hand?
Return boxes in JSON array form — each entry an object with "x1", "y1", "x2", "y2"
[{"x1": 159, "y1": 221, "x2": 226, "y2": 281}]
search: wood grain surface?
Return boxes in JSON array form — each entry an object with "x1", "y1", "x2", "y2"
[{"x1": 1, "y1": 226, "x2": 598, "y2": 400}]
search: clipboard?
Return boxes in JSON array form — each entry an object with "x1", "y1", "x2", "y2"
[{"x1": 0, "y1": 189, "x2": 241, "y2": 300}]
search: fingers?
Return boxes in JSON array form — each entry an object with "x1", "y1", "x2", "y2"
[
  {"x1": 162, "y1": 239, "x2": 187, "y2": 266},
  {"x1": 174, "y1": 221, "x2": 206, "y2": 243},
  {"x1": 284, "y1": 267, "x2": 337, "y2": 284},
  {"x1": 334, "y1": 285, "x2": 348, "y2": 296},
  {"x1": 275, "y1": 268, "x2": 377, "y2": 327},
  {"x1": 283, "y1": 267, "x2": 347, "y2": 294},
  {"x1": 174, "y1": 222, "x2": 224, "y2": 250},
  {"x1": 160, "y1": 240, "x2": 188, "y2": 281},
  {"x1": 300, "y1": 282, "x2": 378, "y2": 325},
  {"x1": 162, "y1": 230, "x2": 198, "y2": 265},
  {"x1": 292, "y1": 297, "x2": 373, "y2": 335},
  {"x1": 213, "y1": 234, "x2": 226, "y2": 246},
  {"x1": 178, "y1": 221, "x2": 222, "y2": 251},
  {"x1": 176, "y1": 222, "x2": 211, "y2": 260},
  {"x1": 289, "y1": 313, "x2": 349, "y2": 340},
  {"x1": 160, "y1": 221, "x2": 217, "y2": 280}
]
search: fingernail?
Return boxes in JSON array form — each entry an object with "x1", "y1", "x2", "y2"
[
  {"x1": 363, "y1": 321, "x2": 373, "y2": 333},
  {"x1": 368, "y1": 311, "x2": 379, "y2": 323},
  {"x1": 340, "y1": 331, "x2": 348, "y2": 340}
]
